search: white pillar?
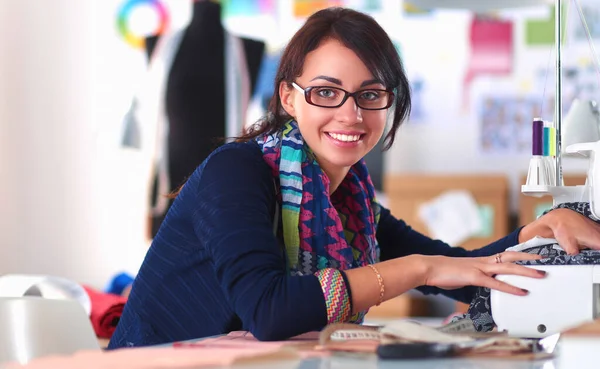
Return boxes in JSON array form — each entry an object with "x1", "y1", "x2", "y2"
[{"x1": 0, "y1": 0, "x2": 148, "y2": 288}]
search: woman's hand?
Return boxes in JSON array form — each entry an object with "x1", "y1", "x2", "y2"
[
  {"x1": 519, "y1": 208, "x2": 600, "y2": 255},
  {"x1": 421, "y1": 252, "x2": 545, "y2": 296}
]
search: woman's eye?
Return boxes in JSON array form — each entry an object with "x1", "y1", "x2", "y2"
[
  {"x1": 316, "y1": 88, "x2": 337, "y2": 98},
  {"x1": 360, "y1": 91, "x2": 380, "y2": 100}
]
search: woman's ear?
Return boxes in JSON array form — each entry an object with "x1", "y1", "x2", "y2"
[{"x1": 279, "y1": 81, "x2": 296, "y2": 117}]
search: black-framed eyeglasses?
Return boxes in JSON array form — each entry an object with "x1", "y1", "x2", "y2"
[{"x1": 292, "y1": 82, "x2": 394, "y2": 110}]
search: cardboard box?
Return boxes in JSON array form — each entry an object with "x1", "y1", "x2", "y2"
[
  {"x1": 365, "y1": 294, "x2": 430, "y2": 319},
  {"x1": 384, "y1": 174, "x2": 509, "y2": 251}
]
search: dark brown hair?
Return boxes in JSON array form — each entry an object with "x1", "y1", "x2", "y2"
[
  {"x1": 168, "y1": 7, "x2": 411, "y2": 199},
  {"x1": 238, "y1": 7, "x2": 411, "y2": 150}
]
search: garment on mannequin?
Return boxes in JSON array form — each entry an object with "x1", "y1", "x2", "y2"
[
  {"x1": 119, "y1": 32, "x2": 158, "y2": 150},
  {"x1": 149, "y1": 0, "x2": 265, "y2": 236}
]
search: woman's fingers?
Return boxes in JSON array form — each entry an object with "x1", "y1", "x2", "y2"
[
  {"x1": 475, "y1": 262, "x2": 546, "y2": 296},
  {"x1": 426, "y1": 255, "x2": 546, "y2": 293},
  {"x1": 532, "y1": 208, "x2": 600, "y2": 254},
  {"x1": 486, "y1": 251, "x2": 542, "y2": 264},
  {"x1": 479, "y1": 275, "x2": 529, "y2": 296},
  {"x1": 485, "y1": 262, "x2": 546, "y2": 279}
]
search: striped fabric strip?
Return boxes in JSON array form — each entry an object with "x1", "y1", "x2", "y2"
[
  {"x1": 278, "y1": 121, "x2": 305, "y2": 266},
  {"x1": 315, "y1": 268, "x2": 351, "y2": 324}
]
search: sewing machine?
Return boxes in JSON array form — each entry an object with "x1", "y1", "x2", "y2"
[
  {"x1": 491, "y1": 107, "x2": 600, "y2": 340},
  {"x1": 491, "y1": 115, "x2": 600, "y2": 338},
  {"x1": 484, "y1": 0, "x2": 600, "y2": 338},
  {"x1": 492, "y1": 264, "x2": 600, "y2": 338}
]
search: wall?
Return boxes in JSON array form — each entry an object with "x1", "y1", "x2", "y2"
[
  {"x1": 0, "y1": 0, "x2": 594, "y2": 289},
  {"x1": 0, "y1": 0, "x2": 191, "y2": 288},
  {"x1": 385, "y1": 7, "x2": 590, "y2": 213},
  {"x1": 223, "y1": 0, "x2": 405, "y2": 51},
  {"x1": 228, "y1": 2, "x2": 593, "y2": 213},
  {"x1": 0, "y1": 1, "x2": 106, "y2": 286}
]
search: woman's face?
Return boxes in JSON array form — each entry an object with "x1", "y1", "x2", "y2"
[{"x1": 280, "y1": 38, "x2": 389, "y2": 178}]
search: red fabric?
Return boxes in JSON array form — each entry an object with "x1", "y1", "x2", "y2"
[{"x1": 83, "y1": 285, "x2": 127, "y2": 339}]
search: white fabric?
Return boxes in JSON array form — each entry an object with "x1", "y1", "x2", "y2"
[
  {"x1": 225, "y1": 32, "x2": 251, "y2": 141},
  {"x1": 505, "y1": 236, "x2": 562, "y2": 253},
  {"x1": 130, "y1": 28, "x2": 185, "y2": 216},
  {"x1": 0, "y1": 274, "x2": 91, "y2": 316}
]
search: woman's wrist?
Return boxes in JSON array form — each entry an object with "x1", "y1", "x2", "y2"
[
  {"x1": 517, "y1": 225, "x2": 530, "y2": 244},
  {"x1": 519, "y1": 212, "x2": 555, "y2": 243},
  {"x1": 401, "y1": 254, "x2": 430, "y2": 287},
  {"x1": 345, "y1": 255, "x2": 431, "y2": 312},
  {"x1": 367, "y1": 264, "x2": 385, "y2": 306}
]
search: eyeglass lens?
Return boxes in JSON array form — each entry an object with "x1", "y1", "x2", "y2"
[{"x1": 308, "y1": 86, "x2": 390, "y2": 109}]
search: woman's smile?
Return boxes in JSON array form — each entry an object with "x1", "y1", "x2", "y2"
[{"x1": 324, "y1": 131, "x2": 366, "y2": 147}]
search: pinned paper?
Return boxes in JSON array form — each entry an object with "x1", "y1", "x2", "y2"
[
  {"x1": 526, "y1": 5, "x2": 568, "y2": 46},
  {"x1": 404, "y1": 1, "x2": 432, "y2": 16},
  {"x1": 418, "y1": 190, "x2": 483, "y2": 246},
  {"x1": 293, "y1": 0, "x2": 342, "y2": 18},
  {"x1": 474, "y1": 204, "x2": 494, "y2": 238},
  {"x1": 345, "y1": 0, "x2": 382, "y2": 12},
  {"x1": 222, "y1": 0, "x2": 275, "y2": 16},
  {"x1": 571, "y1": 1, "x2": 600, "y2": 41},
  {"x1": 479, "y1": 95, "x2": 540, "y2": 155},
  {"x1": 464, "y1": 17, "x2": 513, "y2": 109}
]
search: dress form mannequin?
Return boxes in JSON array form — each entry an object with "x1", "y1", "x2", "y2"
[
  {"x1": 165, "y1": 1, "x2": 226, "y2": 196},
  {"x1": 147, "y1": 0, "x2": 265, "y2": 236}
]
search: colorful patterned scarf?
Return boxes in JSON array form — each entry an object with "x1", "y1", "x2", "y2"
[{"x1": 256, "y1": 120, "x2": 381, "y2": 275}]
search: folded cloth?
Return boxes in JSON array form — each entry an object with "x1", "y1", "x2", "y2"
[
  {"x1": 104, "y1": 272, "x2": 135, "y2": 296},
  {"x1": 317, "y1": 321, "x2": 544, "y2": 359},
  {"x1": 83, "y1": 286, "x2": 127, "y2": 339}
]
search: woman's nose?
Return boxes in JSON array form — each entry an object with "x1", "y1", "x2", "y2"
[{"x1": 334, "y1": 96, "x2": 363, "y2": 124}]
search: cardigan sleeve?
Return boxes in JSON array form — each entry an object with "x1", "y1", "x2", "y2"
[
  {"x1": 376, "y1": 206, "x2": 522, "y2": 303},
  {"x1": 191, "y1": 144, "x2": 350, "y2": 340}
]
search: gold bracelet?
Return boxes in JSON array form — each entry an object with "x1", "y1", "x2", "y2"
[{"x1": 367, "y1": 264, "x2": 385, "y2": 306}]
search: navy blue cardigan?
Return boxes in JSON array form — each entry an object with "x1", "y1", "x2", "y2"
[{"x1": 108, "y1": 141, "x2": 520, "y2": 348}]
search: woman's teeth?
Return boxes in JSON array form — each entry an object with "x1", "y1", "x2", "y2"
[{"x1": 328, "y1": 133, "x2": 361, "y2": 142}]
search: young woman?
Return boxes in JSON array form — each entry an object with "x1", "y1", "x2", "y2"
[{"x1": 109, "y1": 7, "x2": 600, "y2": 348}]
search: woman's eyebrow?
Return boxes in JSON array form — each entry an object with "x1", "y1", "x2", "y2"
[
  {"x1": 360, "y1": 79, "x2": 382, "y2": 87},
  {"x1": 309, "y1": 75, "x2": 342, "y2": 85},
  {"x1": 308, "y1": 75, "x2": 383, "y2": 88}
]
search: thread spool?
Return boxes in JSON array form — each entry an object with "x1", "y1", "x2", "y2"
[
  {"x1": 543, "y1": 126, "x2": 551, "y2": 156},
  {"x1": 532, "y1": 118, "x2": 544, "y2": 156}
]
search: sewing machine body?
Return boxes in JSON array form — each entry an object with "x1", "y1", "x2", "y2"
[
  {"x1": 509, "y1": 119, "x2": 600, "y2": 338},
  {"x1": 491, "y1": 264, "x2": 600, "y2": 338}
]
